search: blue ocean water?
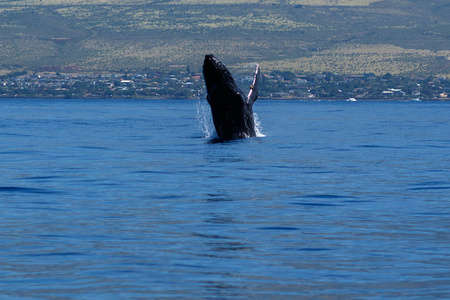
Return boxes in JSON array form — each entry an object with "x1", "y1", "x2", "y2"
[{"x1": 1, "y1": 98, "x2": 449, "y2": 299}]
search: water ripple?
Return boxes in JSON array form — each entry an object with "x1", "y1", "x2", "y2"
[
  {"x1": 0, "y1": 186, "x2": 59, "y2": 194},
  {"x1": 291, "y1": 202, "x2": 341, "y2": 207},
  {"x1": 1, "y1": 99, "x2": 449, "y2": 299}
]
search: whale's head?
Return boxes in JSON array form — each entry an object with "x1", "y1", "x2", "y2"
[{"x1": 203, "y1": 54, "x2": 242, "y2": 101}]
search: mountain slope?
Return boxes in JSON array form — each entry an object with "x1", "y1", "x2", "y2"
[{"x1": 0, "y1": 0, "x2": 449, "y2": 75}]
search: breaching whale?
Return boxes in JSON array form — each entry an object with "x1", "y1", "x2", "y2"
[{"x1": 203, "y1": 54, "x2": 260, "y2": 140}]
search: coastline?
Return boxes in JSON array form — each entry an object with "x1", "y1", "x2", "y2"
[
  {"x1": 1, "y1": 95, "x2": 447, "y2": 101},
  {"x1": 1, "y1": 71, "x2": 448, "y2": 101}
]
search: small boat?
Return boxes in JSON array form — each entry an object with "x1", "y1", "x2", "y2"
[{"x1": 346, "y1": 98, "x2": 357, "y2": 102}]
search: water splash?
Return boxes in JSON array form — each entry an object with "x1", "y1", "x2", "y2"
[
  {"x1": 254, "y1": 113, "x2": 265, "y2": 137},
  {"x1": 196, "y1": 100, "x2": 214, "y2": 138},
  {"x1": 196, "y1": 99, "x2": 264, "y2": 139}
]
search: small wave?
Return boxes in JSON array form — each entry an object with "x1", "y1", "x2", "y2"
[
  {"x1": 258, "y1": 226, "x2": 299, "y2": 231},
  {"x1": 21, "y1": 252, "x2": 88, "y2": 257},
  {"x1": 408, "y1": 186, "x2": 450, "y2": 191},
  {"x1": 291, "y1": 202, "x2": 340, "y2": 207},
  {"x1": 408, "y1": 181, "x2": 450, "y2": 191},
  {"x1": 301, "y1": 194, "x2": 350, "y2": 199},
  {"x1": 0, "y1": 186, "x2": 57, "y2": 194},
  {"x1": 297, "y1": 248, "x2": 333, "y2": 252}
]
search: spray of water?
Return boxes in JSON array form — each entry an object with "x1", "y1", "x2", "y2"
[
  {"x1": 254, "y1": 112, "x2": 265, "y2": 138},
  {"x1": 196, "y1": 100, "x2": 214, "y2": 138},
  {"x1": 196, "y1": 99, "x2": 264, "y2": 139}
]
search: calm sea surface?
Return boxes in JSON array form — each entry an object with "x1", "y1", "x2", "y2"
[{"x1": 1, "y1": 98, "x2": 449, "y2": 299}]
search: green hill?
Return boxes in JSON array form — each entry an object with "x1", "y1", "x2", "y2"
[{"x1": 0, "y1": 0, "x2": 449, "y2": 75}]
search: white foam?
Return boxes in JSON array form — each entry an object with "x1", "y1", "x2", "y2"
[
  {"x1": 254, "y1": 113, "x2": 265, "y2": 137},
  {"x1": 196, "y1": 100, "x2": 214, "y2": 138}
]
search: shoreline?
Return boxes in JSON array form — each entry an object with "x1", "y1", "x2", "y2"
[{"x1": 1, "y1": 96, "x2": 448, "y2": 102}]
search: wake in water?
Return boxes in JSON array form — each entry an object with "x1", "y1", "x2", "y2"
[{"x1": 196, "y1": 99, "x2": 264, "y2": 139}]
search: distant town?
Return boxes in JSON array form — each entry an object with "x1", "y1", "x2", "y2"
[{"x1": 1, "y1": 68, "x2": 449, "y2": 101}]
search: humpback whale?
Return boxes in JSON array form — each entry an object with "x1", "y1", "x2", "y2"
[{"x1": 203, "y1": 54, "x2": 260, "y2": 140}]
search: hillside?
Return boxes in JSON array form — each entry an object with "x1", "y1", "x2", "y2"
[{"x1": 0, "y1": 0, "x2": 449, "y2": 75}]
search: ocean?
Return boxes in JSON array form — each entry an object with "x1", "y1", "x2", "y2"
[{"x1": 1, "y1": 98, "x2": 449, "y2": 298}]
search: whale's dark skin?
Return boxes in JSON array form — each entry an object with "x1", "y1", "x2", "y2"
[{"x1": 203, "y1": 54, "x2": 260, "y2": 140}]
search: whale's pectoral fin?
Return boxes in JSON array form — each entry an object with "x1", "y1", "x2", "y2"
[{"x1": 246, "y1": 64, "x2": 260, "y2": 105}]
